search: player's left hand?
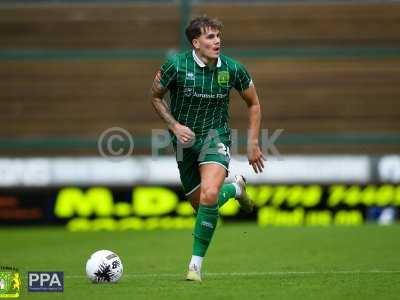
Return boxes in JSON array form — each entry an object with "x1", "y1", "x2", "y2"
[{"x1": 247, "y1": 144, "x2": 265, "y2": 174}]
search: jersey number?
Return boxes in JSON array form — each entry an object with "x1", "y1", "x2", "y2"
[{"x1": 217, "y1": 143, "x2": 230, "y2": 158}]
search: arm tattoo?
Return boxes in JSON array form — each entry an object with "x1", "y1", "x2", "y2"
[{"x1": 150, "y1": 72, "x2": 178, "y2": 129}]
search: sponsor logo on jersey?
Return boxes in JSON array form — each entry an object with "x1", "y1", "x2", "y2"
[
  {"x1": 184, "y1": 87, "x2": 193, "y2": 97},
  {"x1": 193, "y1": 92, "x2": 227, "y2": 99}
]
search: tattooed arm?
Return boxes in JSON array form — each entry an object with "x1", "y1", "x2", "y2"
[{"x1": 150, "y1": 71, "x2": 195, "y2": 144}]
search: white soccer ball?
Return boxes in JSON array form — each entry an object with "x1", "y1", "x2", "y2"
[{"x1": 86, "y1": 250, "x2": 123, "y2": 283}]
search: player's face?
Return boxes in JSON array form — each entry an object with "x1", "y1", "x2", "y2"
[{"x1": 193, "y1": 27, "x2": 221, "y2": 59}]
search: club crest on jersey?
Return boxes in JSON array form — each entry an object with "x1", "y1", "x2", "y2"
[
  {"x1": 186, "y1": 72, "x2": 195, "y2": 80},
  {"x1": 184, "y1": 87, "x2": 193, "y2": 97},
  {"x1": 217, "y1": 71, "x2": 229, "y2": 86}
]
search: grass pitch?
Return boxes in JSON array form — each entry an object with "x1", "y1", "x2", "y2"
[{"x1": 2, "y1": 224, "x2": 400, "y2": 300}]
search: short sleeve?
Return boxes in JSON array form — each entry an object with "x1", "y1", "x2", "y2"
[
  {"x1": 233, "y1": 63, "x2": 253, "y2": 92},
  {"x1": 159, "y1": 58, "x2": 177, "y2": 89}
]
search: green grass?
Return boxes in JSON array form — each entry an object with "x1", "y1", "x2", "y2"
[{"x1": 1, "y1": 224, "x2": 400, "y2": 300}]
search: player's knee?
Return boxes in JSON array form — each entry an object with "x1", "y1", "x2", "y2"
[{"x1": 200, "y1": 186, "x2": 219, "y2": 205}]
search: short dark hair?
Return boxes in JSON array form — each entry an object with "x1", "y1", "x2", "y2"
[{"x1": 185, "y1": 16, "x2": 223, "y2": 47}]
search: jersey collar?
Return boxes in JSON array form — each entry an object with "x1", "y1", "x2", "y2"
[{"x1": 192, "y1": 50, "x2": 222, "y2": 68}]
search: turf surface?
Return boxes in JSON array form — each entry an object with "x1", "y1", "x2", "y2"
[{"x1": 2, "y1": 224, "x2": 400, "y2": 300}]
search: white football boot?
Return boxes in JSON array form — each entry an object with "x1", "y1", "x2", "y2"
[
  {"x1": 186, "y1": 265, "x2": 202, "y2": 282},
  {"x1": 234, "y1": 175, "x2": 254, "y2": 213}
]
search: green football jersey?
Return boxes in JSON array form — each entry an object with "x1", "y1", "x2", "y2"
[{"x1": 159, "y1": 50, "x2": 252, "y2": 136}]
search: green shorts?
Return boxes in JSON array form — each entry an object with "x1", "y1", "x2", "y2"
[{"x1": 172, "y1": 128, "x2": 231, "y2": 196}]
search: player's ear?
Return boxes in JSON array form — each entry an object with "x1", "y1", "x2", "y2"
[{"x1": 192, "y1": 39, "x2": 200, "y2": 50}]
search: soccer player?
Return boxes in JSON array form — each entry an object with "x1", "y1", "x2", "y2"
[{"x1": 151, "y1": 16, "x2": 265, "y2": 282}]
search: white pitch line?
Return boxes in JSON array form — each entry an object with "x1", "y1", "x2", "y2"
[{"x1": 66, "y1": 270, "x2": 400, "y2": 279}]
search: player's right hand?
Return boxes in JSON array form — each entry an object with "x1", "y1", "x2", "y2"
[{"x1": 172, "y1": 123, "x2": 195, "y2": 144}]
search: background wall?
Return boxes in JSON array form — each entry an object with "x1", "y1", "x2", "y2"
[{"x1": 1, "y1": 0, "x2": 399, "y2": 156}]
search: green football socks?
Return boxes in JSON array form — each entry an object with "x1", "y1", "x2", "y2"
[
  {"x1": 192, "y1": 204, "x2": 219, "y2": 257},
  {"x1": 218, "y1": 183, "x2": 237, "y2": 207},
  {"x1": 191, "y1": 184, "x2": 237, "y2": 257}
]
